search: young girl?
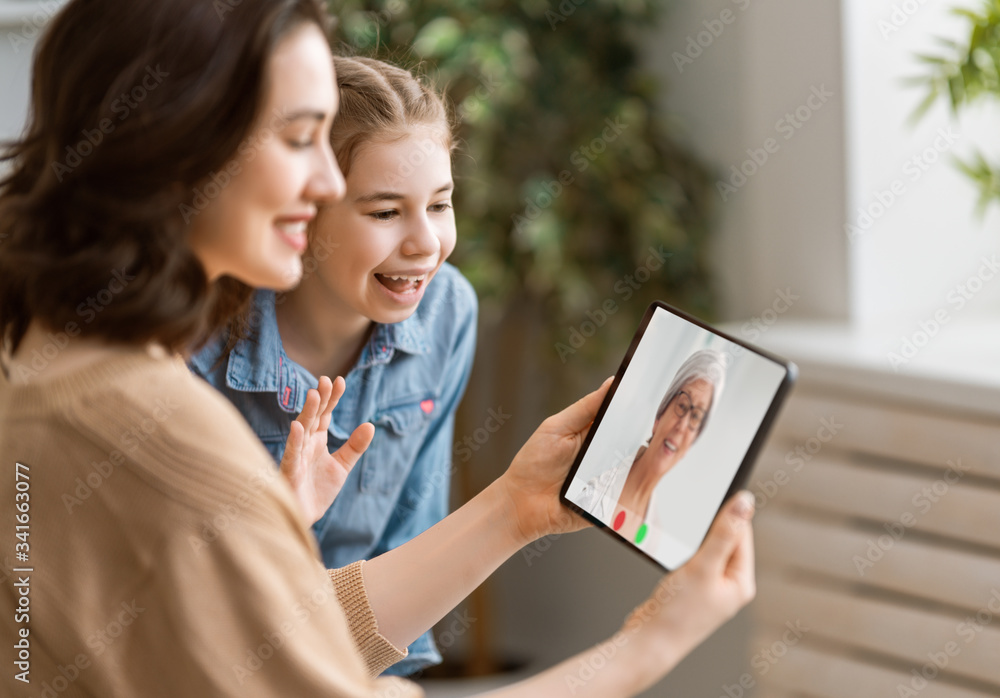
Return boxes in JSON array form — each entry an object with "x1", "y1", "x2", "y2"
[
  {"x1": 189, "y1": 56, "x2": 476, "y2": 674},
  {"x1": 0, "y1": 0, "x2": 756, "y2": 695}
]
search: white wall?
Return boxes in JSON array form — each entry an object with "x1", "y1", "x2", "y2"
[
  {"x1": 645, "y1": 0, "x2": 849, "y2": 325},
  {"x1": 0, "y1": 2, "x2": 61, "y2": 146},
  {"x1": 645, "y1": 0, "x2": 1000, "y2": 336},
  {"x1": 843, "y1": 0, "x2": 1000, "y2": 331}
]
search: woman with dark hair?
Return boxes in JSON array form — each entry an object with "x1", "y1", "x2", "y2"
[{"x1": 0, "y1": 1, "x2": 756, "y2": 696}]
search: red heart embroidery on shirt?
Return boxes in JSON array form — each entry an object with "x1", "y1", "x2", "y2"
[{"x1": 420, "y1": 399, "x2": 434, "y2": 414}]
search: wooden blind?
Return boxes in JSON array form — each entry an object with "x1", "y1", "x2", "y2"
[{"x1": 750, "y1": 387, "x2": 1000, "y2": 697}]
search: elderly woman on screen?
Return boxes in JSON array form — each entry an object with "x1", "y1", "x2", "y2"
[{"x1": 577, "y1": 349, "x2": 728, "y2": 544}]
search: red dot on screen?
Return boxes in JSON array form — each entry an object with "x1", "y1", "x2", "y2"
[{"x1": 613, "y1": 511, "x2": 626, "y2": 531}]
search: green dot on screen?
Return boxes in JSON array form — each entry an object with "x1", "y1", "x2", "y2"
[{"x1": 635, "y1": 524, "x2": 648, "y2": 544}]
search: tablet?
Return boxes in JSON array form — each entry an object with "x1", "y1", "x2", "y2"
[{"x1": 560, "y1": 301, "x2": 796, "y2": 571}]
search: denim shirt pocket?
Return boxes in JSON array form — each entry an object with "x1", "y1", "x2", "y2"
[
  {"x1": 360, "y1": 398, "x2": 435, "y2": 494},
  {"x1": 224, "y1": 391, "x2": 288, "y2": 466},
  {"x1": 258, "y1": 434, "x2": 286, "y2": 465}
]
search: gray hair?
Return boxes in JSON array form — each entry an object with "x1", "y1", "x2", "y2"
[{"x1": 654, "y1": 349, "x2": 729, "y2": 438}]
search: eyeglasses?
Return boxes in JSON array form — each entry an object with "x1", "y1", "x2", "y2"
[{"x1": 670, "y1": 390, "x2": 706, "y2": 433}]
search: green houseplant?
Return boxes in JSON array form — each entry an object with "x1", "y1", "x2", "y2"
[{"x1": 917, "y1": 0, "x2": 1000, "y2": 210}]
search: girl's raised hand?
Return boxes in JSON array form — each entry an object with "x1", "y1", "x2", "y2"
[{"x1": 279, "y1": 376, "x2": 375, "y2": 524}]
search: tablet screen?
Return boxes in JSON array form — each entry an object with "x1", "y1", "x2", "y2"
[{"x1": 561, "y1": 302, "x2": 794, "y2": 571}]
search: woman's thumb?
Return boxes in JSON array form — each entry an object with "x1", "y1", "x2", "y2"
[{"x1": 697, "y1": 491, "x2": 755, "y2": 569}]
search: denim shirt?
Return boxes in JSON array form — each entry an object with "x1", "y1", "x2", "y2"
[{"x1": 189, "y1": 262, "x2": 477, "y2": 675}]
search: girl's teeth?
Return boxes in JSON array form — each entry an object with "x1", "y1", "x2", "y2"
[
  {"x1": 384, "y1": 274, "x2": 426, "y2": 282},
  {"x1": 375, "y1": 272, "x2": 427, "y2": 295},
  {"x1": 277, "y1": 221, "x2": 307, "y2": 234}
]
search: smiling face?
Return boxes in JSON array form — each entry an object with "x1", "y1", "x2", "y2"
[
  {"x1": 645, "y1": 378, "x2": 714, "y2": 477},
  {"x1": 187, "y1": 23, "x2": 344, "y2": 289},
  {"x1": 303, "y1": 129, "x2": 456, "y2": 324}
]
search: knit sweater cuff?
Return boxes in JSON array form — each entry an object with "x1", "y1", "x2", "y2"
[{"x1": 329, "y1": 560, "x2": 408, "y2": 677}]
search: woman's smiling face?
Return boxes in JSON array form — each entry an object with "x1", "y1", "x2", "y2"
[
  {"x1": 304, "y1": 130, "x2": 456, "y2": 325},
  {"x1": 187, "y1": 23, "x2": 345, "y2": 289},
  {"x1": 645, "y1": 378, "x2": 713, "y2": 476}
]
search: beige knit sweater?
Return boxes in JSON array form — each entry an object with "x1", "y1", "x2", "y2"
[{"x1": 0, "y1": 349, "x2": 423, "y2": 697}]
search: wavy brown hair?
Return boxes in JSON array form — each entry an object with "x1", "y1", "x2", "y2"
[{"x1": 0, "y1": 0, "x2": 332, "y2": 356}]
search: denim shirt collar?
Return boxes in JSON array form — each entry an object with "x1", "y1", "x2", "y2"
[{"x1": 225, "y1": 290, "x2": 431, "y2": 414}]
